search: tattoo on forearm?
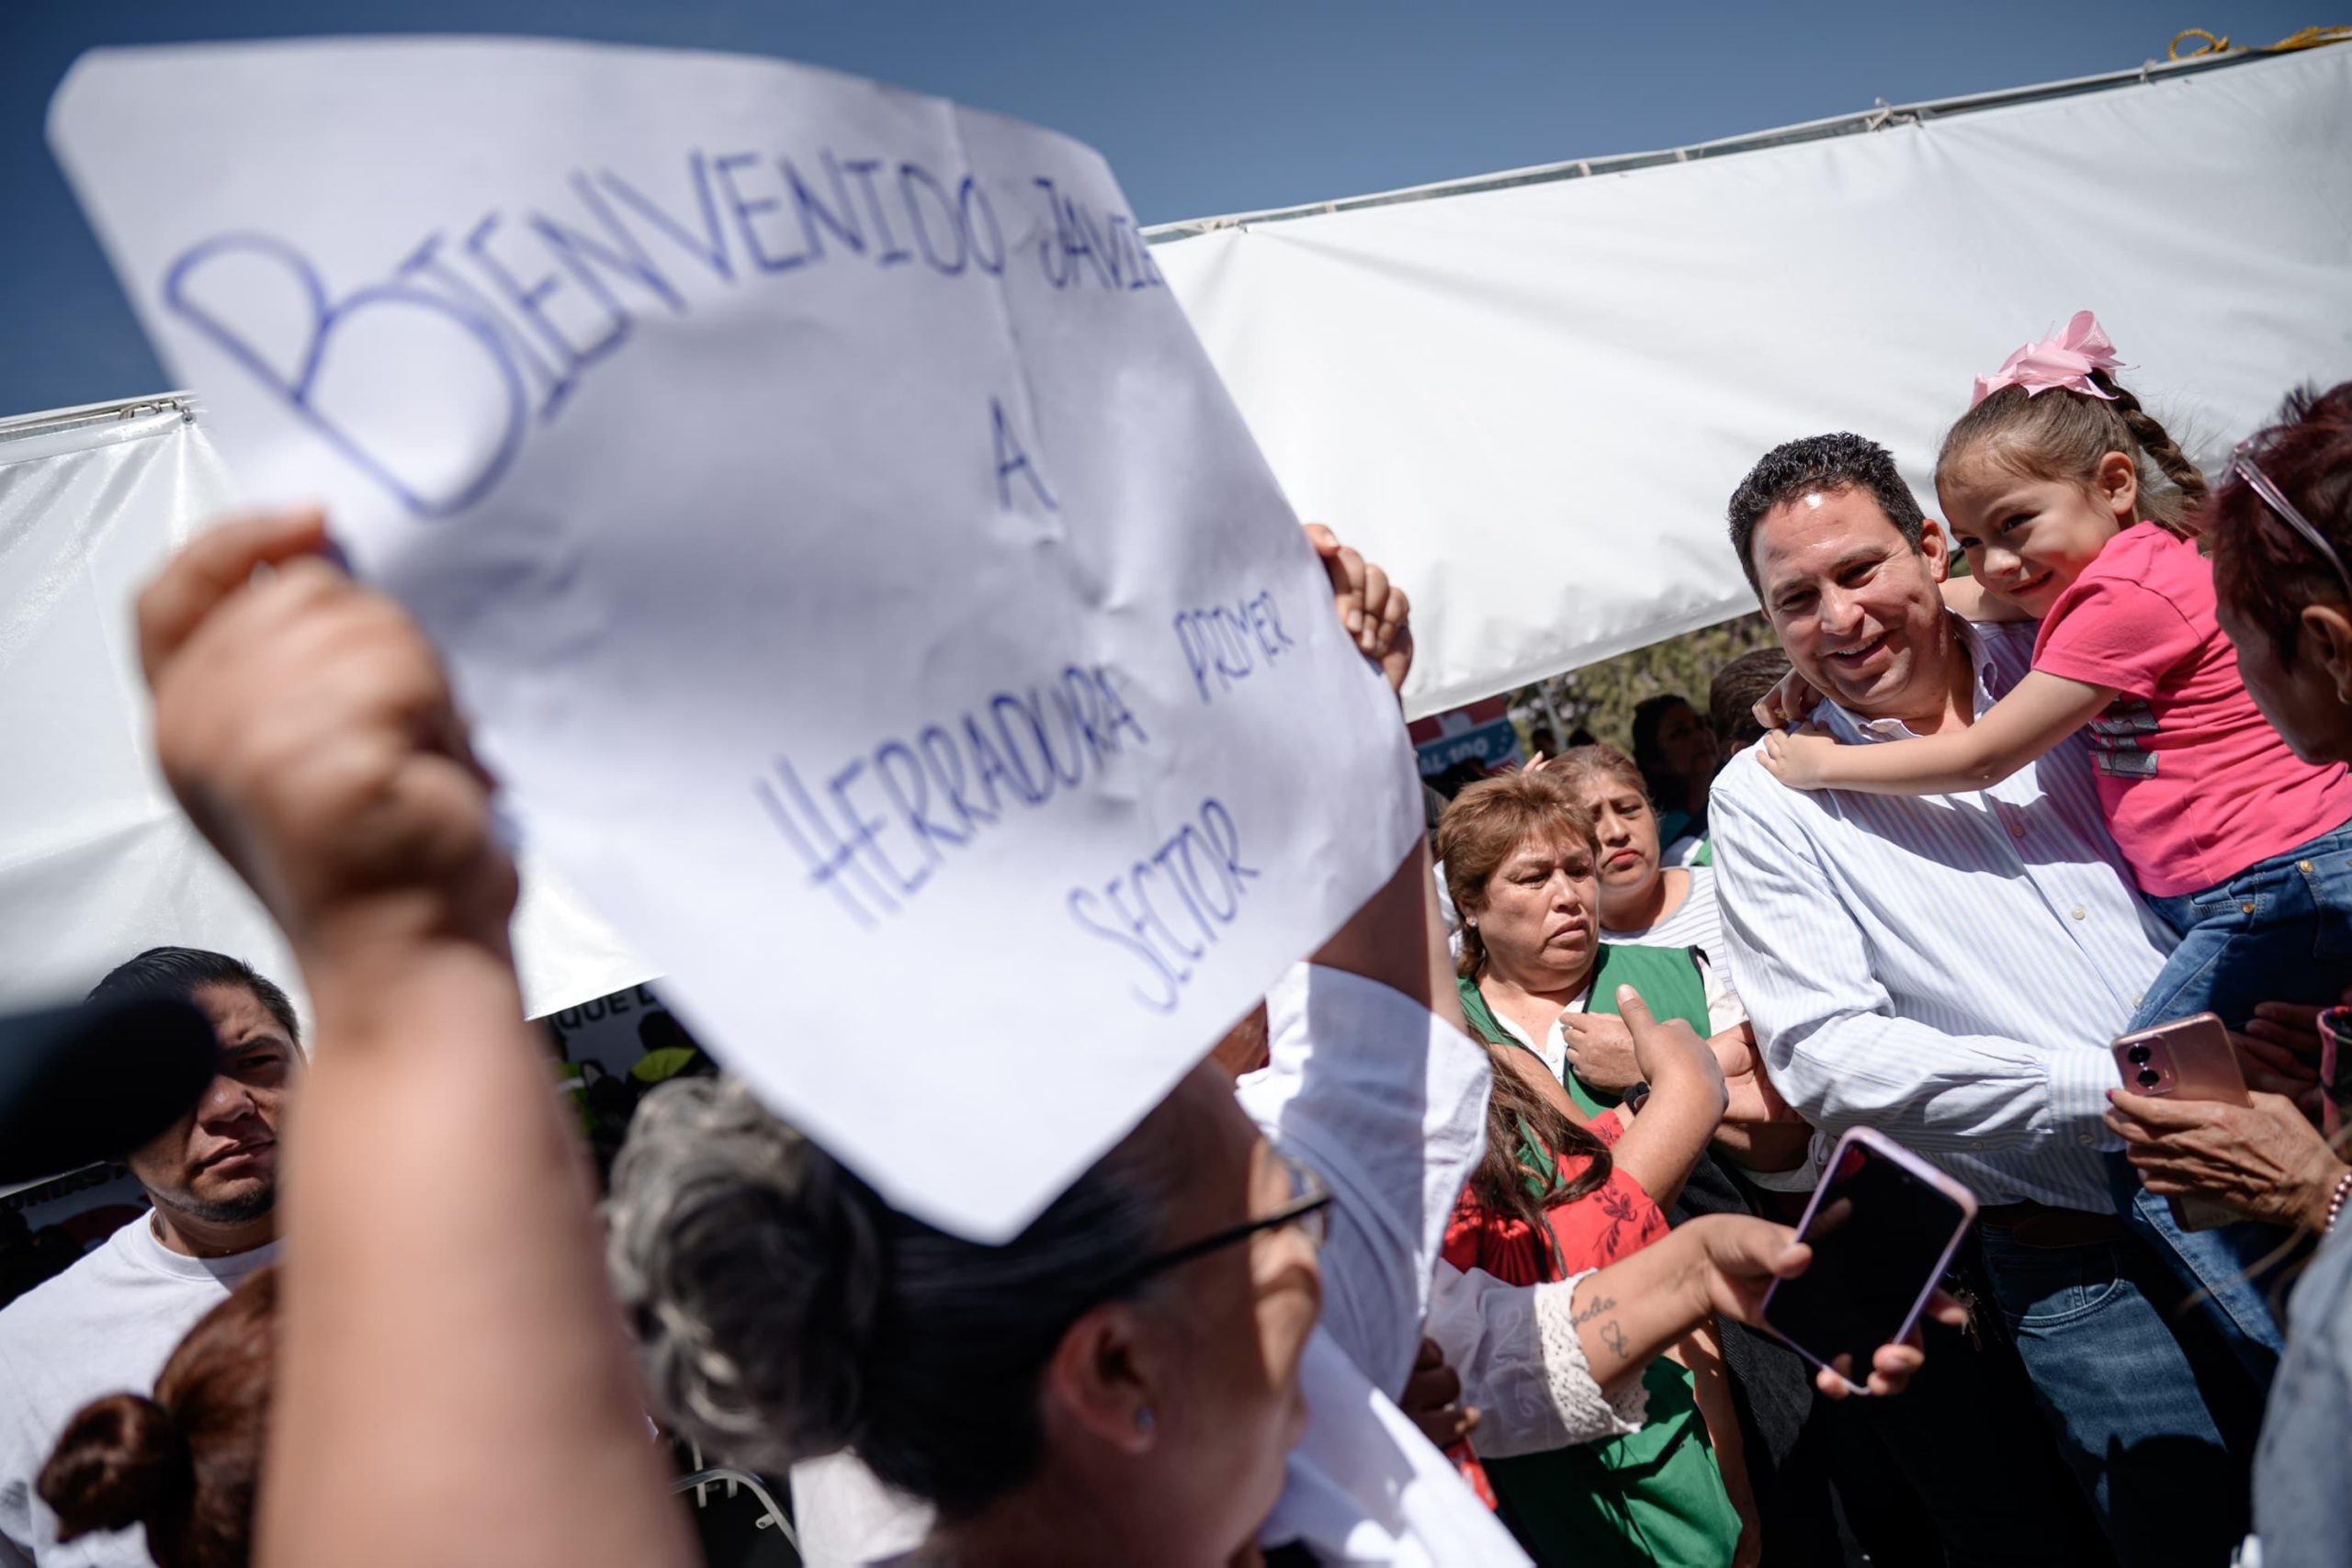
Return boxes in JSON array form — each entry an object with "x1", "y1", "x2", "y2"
[
  {"x1": 1600, "y1": 1319, "x2": 1628, "y2": 1359},
  {"x1": 1571, "y1": 1292, "x2": 1615, "y2": 1327}
]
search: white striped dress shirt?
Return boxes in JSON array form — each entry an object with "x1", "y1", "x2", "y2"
[{"x1": 1710, "y1": 618, "x2": 2176, "y2": 1212}]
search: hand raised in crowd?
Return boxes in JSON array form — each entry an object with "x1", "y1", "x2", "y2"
[
  {"x1": 1397, "y1": 1337, "x2": 1480, "y2": 1450},
  {"x1": 1570, "y1": 1212, "x2": 1957, "y2": 1402},
  {"x1": 2105, "y1": 1086, "x2": 2350, "y2": 1231},
  {"x1": 1749, "y1": 666, "x2": 1825, "y2": 733},
  {"x1": 1685, "y1": 1216, "x2": 1953, "y2": 1398},
  {"x1": 139, "y1": 509, "x2": 692, "y2": 1568},
  {"x1": 1306, "y1": 522, "x2": 1413, "y2": 695},
  {"x1": 1599, "y1": 989, "x2": 1728, "y2": 1209},
  {"x1": 140, "y1": 507, "x2": 514, "y2": 953},
  {"x1": 1627, "y1": 997, "x2": 1726, "y2": 1107}
]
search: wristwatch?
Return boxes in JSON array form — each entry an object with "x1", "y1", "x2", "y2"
[{"x1": 1623, "y1": 1081, "x2": 1652, "y2": 1115}]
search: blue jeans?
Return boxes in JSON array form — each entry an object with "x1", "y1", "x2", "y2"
[
  {"x1": 2132, "y1": 821, "x2": 2352, "y2": 1032},
  {"x1": 2120, "y1": 820, "x2": 2352, "y2": 1369},
  {"x1": 2110, "y1": 1154, "x2": 2289, "y2": 1371},
  {"x1": 1977, "y1": 1222, "x2": 2247, "y2": 1568}
]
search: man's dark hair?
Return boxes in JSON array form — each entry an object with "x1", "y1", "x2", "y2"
[
  {"x1": 1726, "y1": 433, "x2": 1928, "y2": 594},
  {"x1": 86, "y1": 948, "x2": 300, "y2": 1048}
]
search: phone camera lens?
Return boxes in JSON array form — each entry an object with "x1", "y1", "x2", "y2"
[
  {"x1": 2127, "y1": 1044, "x2": 2152, "y2": 1065},
  {"x1": 2137, "y1": 1068, "x2": 2161, "y2": 1089}
]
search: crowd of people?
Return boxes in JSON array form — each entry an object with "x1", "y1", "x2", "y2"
[{"x1": 0, "y1": 317, "x2": 2348, "y2": 1568}]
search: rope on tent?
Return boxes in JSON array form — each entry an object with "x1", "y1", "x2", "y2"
[{"x1": 2171, "y1": 24, "x2": 2352, "y2": 60}]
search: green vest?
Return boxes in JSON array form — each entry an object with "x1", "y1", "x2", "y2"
[{"x1": 1457, "y1": 943, "x2": 1711, "y2": 1118}]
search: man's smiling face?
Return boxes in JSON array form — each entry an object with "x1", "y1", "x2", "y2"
[{"x1": 1751, "y1": 484, "x2": 1953, "y2": 719}]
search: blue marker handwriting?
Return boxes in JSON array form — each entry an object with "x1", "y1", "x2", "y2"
[
  {"x1": 1173, "y1": 588, "x2": 1296, "y2": 704},
  {"x1": 161, "y1": 146, "x2": 1165, "y2": 519},
  {"x1": 752, "y1": 662, "x2": 1148, "y2": 928},
  {"x1": 1067, "y1": 796, "x2": 1261, "y2": 1012}
]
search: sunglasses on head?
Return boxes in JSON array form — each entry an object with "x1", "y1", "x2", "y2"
[{"x1": 2233, "y1": 434, "x2": 2352, "y2": 599}]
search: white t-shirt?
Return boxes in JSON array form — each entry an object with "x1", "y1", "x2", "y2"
[
  {"x1": 0, "y1": 1218, "x2": 279, "y2": 1567},
  {"x1": 1602, "y1": 864, "x2": 1730, "y2": 976}
]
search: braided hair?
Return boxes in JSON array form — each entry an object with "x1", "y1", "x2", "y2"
[{"x1": 1937, "y1": 367, "x2": 2206, "y2": 533}]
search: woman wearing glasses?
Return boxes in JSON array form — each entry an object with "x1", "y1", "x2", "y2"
[{"x1": 2106, "y1": 380, "x2": 2352, "y2": 1568}]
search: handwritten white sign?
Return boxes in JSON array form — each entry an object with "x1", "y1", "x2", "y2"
[{"x1": 51, "y1": 38, "x2": 1420, "y2": 1239}]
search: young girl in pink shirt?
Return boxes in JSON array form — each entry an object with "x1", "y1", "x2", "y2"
[{"x1": 1762, "y1": 313, "x2": 2352, "y2": 1033}]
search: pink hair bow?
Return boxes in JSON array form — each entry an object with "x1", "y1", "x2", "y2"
[{"x1": 1969, "y1": 310, "x2": 2124, "y2": 407}]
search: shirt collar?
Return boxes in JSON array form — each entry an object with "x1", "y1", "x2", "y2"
[
  {"x1": 125, "y1": 1211, "x2": 283, "y2": 1284},
  {"x1": 1816, "y1": 613, "x2": 2000, "y2": 745}
]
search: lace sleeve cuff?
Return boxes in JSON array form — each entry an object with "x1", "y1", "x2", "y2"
[{"x1": 1531, "y1": 1271, "x2": 1648, "y2": 1439}]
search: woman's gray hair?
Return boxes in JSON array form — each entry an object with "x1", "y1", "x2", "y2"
[{"x1": 605, "y1": 1077, "x2": 1182, "y2": 1518}]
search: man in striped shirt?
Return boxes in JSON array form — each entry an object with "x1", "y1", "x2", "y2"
[{"x1": 1712, "y1": 433, "x2": 2260, "y2": 1568}]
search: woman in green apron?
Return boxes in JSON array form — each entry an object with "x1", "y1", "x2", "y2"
[{"x1": 1434, "y1": 766, "x2": 1758, "y2": 1566}]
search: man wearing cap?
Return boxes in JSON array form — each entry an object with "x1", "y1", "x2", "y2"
[{"x1": 0, "y1": 947, "x2": 299, "y2": 1567}]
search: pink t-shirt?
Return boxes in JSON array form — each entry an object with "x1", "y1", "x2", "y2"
[{"x1": 2033, "y1": 522, "x2": 2352, "y2": 897}]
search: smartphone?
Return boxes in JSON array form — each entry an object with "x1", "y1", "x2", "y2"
[
  {"x1": 1759, "y1": 1128, "x2": 1976, "y2": 1394},
  {"x1": 2110, "y1": 1013, "x2": 2249, "y2": 1107},
  {"x1": 2111, "y1": 1013, "x2": 2248, "y2": 1231}
]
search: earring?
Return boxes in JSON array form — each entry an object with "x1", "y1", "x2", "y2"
[{"x1": 1136, "y1": 1407, "x2": 1155, "y2": 1433}]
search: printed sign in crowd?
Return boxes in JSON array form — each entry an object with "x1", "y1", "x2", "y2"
[{"x1": 51, "y1": 37, "x2": 1420, "y2": 1239}]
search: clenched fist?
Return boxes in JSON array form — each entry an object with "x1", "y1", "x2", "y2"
[{"x1": 140, "y1": 509, "x2": 515, "y2": 954}]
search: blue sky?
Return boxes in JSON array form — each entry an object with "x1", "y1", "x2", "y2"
[{"x1": 0, "y1": 1, "x2": 2316, "y2": 414}]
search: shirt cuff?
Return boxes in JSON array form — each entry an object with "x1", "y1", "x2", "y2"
[
  {"x1": 2046, "y1": 1047, "x2": 2126, "y2": 1152},
  {"x1": 1530, "y1": 1273, "x2": 1647, "y2": 1438}
]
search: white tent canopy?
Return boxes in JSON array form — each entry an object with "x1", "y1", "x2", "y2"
[
  {"x1": 1150, "y1": 43, "x2": 2352, "y2": 720},
  {"x1": 0, "y1": 394, "x2": 654, "y2": 1023}
]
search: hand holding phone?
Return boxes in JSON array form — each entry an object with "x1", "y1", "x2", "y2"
[
  {"x1": 2111, "y1": 1013, "x2": 2250, "y2": 1230},
  {"x1": 1758, "y1": 1128, "x2": 1976, "y2": 1394},
  {"x1": 2111, "y1": 1013, "x2": 2249, "y2": 1106}
]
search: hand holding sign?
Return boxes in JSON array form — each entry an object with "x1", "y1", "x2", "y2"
[
  {"x1": 1306, "y1": 522, "x2": 1414, "y2": 694},
  {"x1": 53, "y1": 39, "x2": 1422, "y2": 1238},
  {"x1": 140, "y1": 507, "x2": 517, "y2": 952}
]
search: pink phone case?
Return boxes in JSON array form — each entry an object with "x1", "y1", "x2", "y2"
[
  {"x1": 1761, "y1": 1127, "x2": 1977, "y2": 1394},
  {"x1": 2111, "y1": 1013, "x2": 2248, "y2": 1107},
  {"x1": 2112, "y1": 1013, "x2": 2247, "y2": 1230}
]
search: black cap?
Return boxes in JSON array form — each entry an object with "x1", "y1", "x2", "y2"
[{"x1": 0, "y1": 995, "x2": 218, "y2": 1183}]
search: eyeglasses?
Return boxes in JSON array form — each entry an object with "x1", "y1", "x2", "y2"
[
  {"x1": 1107, "y1": 1152, "x2": 1332, "y2": 1295},
  {"x1": 2233, "y1": 434, "x2": 2352, "y2": 598}
]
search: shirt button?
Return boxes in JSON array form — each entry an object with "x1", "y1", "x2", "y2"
[
  {"x1": 2008, "y1": 820, "x2": 2027, "y2": 840},
  {"x1": 2077, "y1": 1132, "x2": 2096, "y2": 1145},
  {"x1": 2070, "y1": 906, "x2": 2086, "y2": 920}
]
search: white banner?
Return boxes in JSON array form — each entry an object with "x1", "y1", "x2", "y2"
[
  {"x1": 51, "y1": 39, "x2": 1419, "y2": 1240},
  {"x1": 1151, "y1": 46, "x2": 2352, "y2": 718},
  {"x1": 0, "y1": 396, "x2": 657, "y2": 1029}
]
